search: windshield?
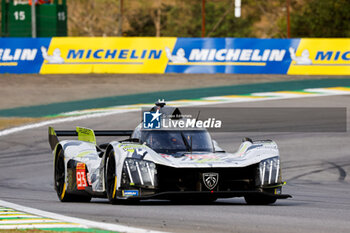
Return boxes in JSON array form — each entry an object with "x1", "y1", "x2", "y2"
[{"x1": 141, "y1": 130, "x2": 213, "y2": 154}]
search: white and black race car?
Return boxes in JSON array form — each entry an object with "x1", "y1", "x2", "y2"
[{"x1": 49, "y1": 101, "x2": 291, "y2": 204}]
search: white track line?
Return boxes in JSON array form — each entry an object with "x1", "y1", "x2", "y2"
[
  {"x1": 0, "y1": 109, "x2": 137, "y2": 137},
  {"x1": 0, "y1": 211, "x2": 23, "y2": 214},
  {"x1": 1, "y1": 88, "x2": 349, "y2": 138},
  {"x1": 0, "y1": 219, "x2": 63, "y2": 224},
  {"x1": 0, "y1": 200, "x2": 166, "y2": 233}
]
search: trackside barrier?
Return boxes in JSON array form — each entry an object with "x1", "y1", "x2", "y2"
[{"x1": 0, "y1": 38, "x2": 349, "y2": 74}]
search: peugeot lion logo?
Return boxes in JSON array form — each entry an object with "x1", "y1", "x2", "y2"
[{"x1": 203, "y1": 173, "x2": 219, "y2": 190}]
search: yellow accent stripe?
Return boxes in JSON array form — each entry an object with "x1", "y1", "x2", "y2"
[
  {"x1": 0, "y1": 62, "x2": 18, "y2": 66},
  {"x1": 0, "y1": 214, "x2": 32, "y2": 216},
  {"x1": 326, "y1": 87, "x2": 350, "y2": 92},
  {"x1": 77, "y1": 151, "x2": 92, "y2": 158},
  {"x1": 0, "y1": 222, "x2": 80, "y2": 226},
  {"x1": 61, "y1": 183, "x2": 66, "y2": 200},
  {"x1": 274, "y1": 91, "x2": 315, "y2": 95},
  {"x1": 169, "y1": 62, "x2": 266, "y2": 66},
  {"x1": 112, "y1": 176, "x2": 118, "y2": 199},
  {"x1": 222, "y1": 95, "x2": 265, "y2": 99},
  {"x1": 0, "y1": 218, "x2": 52, "y2": 221},
  {"x1": 169, "y1": 99, "x2": 220, "y2": 103},
  {"x1": 265, "y1": 182, "x2": 287, "y2": 188}
]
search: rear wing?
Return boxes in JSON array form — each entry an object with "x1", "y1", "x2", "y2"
[{"x1": 49, "y1": 126, "x2": 133, "y2": 151}]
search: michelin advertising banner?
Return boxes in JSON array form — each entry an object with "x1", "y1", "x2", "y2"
[{"x1": 0, "y1": 38, "x2": 349, "y2": 75}]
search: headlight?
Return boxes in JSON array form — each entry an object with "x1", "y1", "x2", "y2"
[
  {"x1": 259, "y1": 156, "x2": 281, "y2": 186},
  {"x1": 123, "y1": 158, "x2": 157, "y2": 187}
]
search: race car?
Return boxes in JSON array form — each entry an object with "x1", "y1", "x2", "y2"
[{"x1": 49, "y1": 100, "x2": 291, "y2": 204}]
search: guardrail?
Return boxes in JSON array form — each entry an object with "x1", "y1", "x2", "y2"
[{"x1": 0, "y1": 38, "x2": 349, "y2": 74}]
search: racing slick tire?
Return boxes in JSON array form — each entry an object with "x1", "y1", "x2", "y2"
[
  {"x1": 54, "y1": 149, "x2": 91, "y2": 202},
  {"x1": 105, "y1": 149, "x2": 119, "y2": 204},
  {"x1": 244, "y1": 195, "x2": 277, "y2": 205}
]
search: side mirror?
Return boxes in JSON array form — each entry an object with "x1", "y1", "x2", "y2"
[{"x1": 212, "y1": 140, "x2": 225, "y2": 153}]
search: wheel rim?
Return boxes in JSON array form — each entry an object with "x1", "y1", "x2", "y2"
[
  {"x1": 55, "y1": 152, "x2": 65, "y2": 197},
  {"x1": 106, "y1": 152, "x2": 116, "y2": 199}
]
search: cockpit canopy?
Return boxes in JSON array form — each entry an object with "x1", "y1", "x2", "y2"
[
  {"x1": 139, "y1": 129, "x2": 213, "y2": 154},
  {"x1": 132, "y1": 100, "x2": 213, "y2": 154}
]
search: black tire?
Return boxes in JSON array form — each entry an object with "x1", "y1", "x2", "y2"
[
  {"x1": 244, "y1": 195, "x2": 277, "y2": 205},
  {"x1": 54, "y1": 149, "x2": 91, "y2": 202},
  {"x1": 105, "y1": 150, "x2": 119, "y2": 204}
]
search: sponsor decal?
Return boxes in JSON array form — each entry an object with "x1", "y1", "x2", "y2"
[
  {"x1": 203, "y1": 173, "x2": 219, "y2": 190},
  {"x1": 162, "y1": 118, "x2": 222, "y2": 129},
  {"x1": 76, "y1": 163, "x2": 87, "y2": 190},
  {"x1": 143, "y1": 109, "x2": 222, "y2": 129},
  {"x1": 0, "y1": 48, "x2": 38, "y2": 62},
  {"x1": 289, "y1": 47, "x2": 312, "y2": 65},
  {"x1": 186, "y1": 48, "x2": 286, "y2": 62},
  {"x1": 1, "y1": 37, "x2": 349, "y2": 75},
  {"x1": 0, "y1": 38, "x2": 51, "y2": 74},
  {"x1": 165, "y1": 38, "x2": 300, "y2": 74},
  {"x1": 122, "y1": 190, "x2": 139, "y2": 197},
  {"x1": 41, "y1": 46, "x2": 64, "y2": 64},
  {"x1": 143, "y1": 110, "x2": 162, "y2": 129},
  {"x1": 76, "y1": 162, "x2": 86, "y2": 170},
  {"x1": 288, "y1": 39, "x2": 350, "y2": 75},
  {"x1": 122, "y1": 144, "x2": 148, "y2": 151},
  {"x1": 165, "y1": 47, "x2": 188, "y2": 63},
  {"x1": 289, "y1": 47, "x2": 350, "y2": 66},
  {"x1": 42, "y1": 47, "x2": 162, "y2": 64},
  {"x1": 40, "y1": 37, "x2": 176, "y2": 74}
]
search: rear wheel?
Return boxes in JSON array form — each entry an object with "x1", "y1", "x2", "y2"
[
  {"x1": 105, "y1": 150, "x2": 119, "y2": 204},
  {"x1": 244, "y1": 195, "x2": 276, "y2": 205},
  {"x1": 54, "y1": 149, "x2": 91, "y2": 202}
]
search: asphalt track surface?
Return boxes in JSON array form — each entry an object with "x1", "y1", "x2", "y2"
[{"x1": 1, "y1": 96, "x2": 350, "y2": 233}]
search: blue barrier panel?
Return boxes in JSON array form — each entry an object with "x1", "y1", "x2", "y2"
[
  {"x1": 165, "y1": 38, "x2": 300, "y2": 74},
  {"x1": 0, "y1": 37, "x2": 349, "y2": 74},
  {"x1": 0, "y1": 38, "x2": 51, "y2": 73}
]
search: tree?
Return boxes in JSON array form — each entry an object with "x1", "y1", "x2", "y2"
[{"x1": 290, "y1": 0, "x2": 350, "y2": 37}]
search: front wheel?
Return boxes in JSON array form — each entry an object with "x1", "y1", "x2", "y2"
[{"x1": 105, "y1": 150, "x2": 119, "y2": 204}]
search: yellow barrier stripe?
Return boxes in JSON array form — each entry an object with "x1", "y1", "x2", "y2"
[{"x1": 0, "y1": 62, "x2": 18, "y2": 66}]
